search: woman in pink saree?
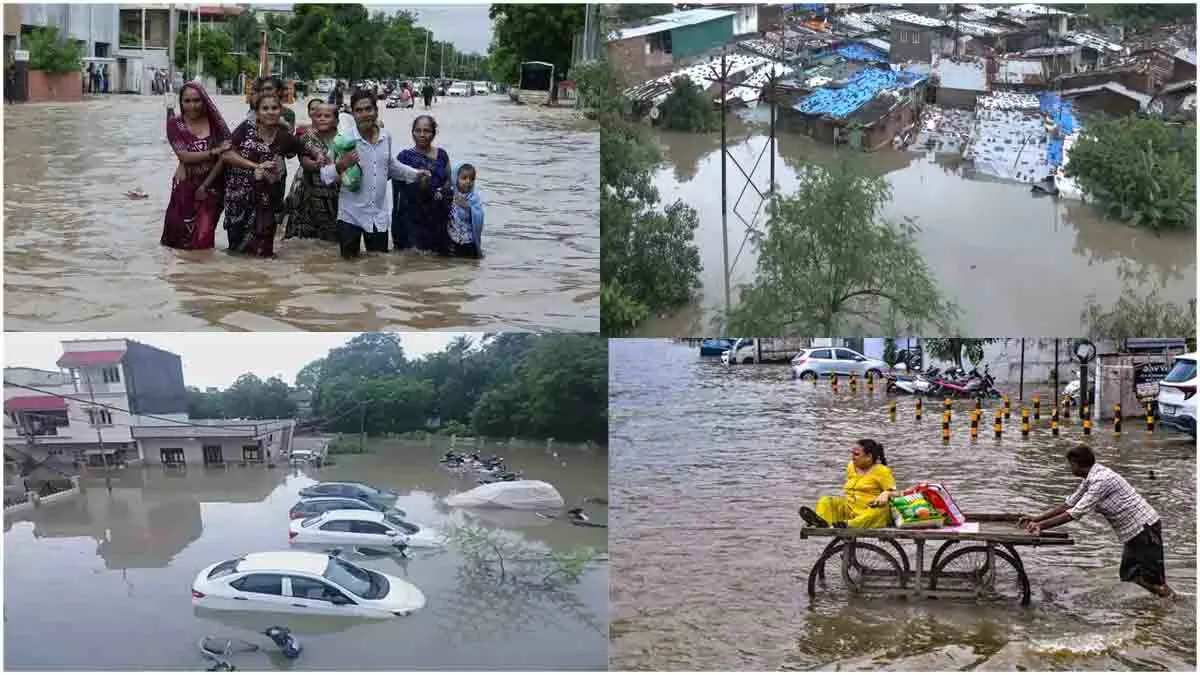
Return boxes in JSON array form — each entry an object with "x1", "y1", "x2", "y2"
[{"x1": 162, "y1": 82, "x2": 231, "y2": 250}]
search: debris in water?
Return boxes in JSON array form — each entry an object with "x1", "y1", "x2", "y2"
[{"x1": 124, "y1": 189, "x2": 149, "y2": 200}]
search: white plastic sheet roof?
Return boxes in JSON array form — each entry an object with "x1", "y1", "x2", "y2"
[
  {"x1": 726, "y1": 61, "x2": 795, "y2": 105},
  {"x1": 1021, "y1": 45, "x2": 1080, "y2": 57},
  {"x1": 1175, "y1": 47, "x2": 1197, "y2": 66},
  {"x1": 889, "y1": 11, "x2": 946, "y2": 28},
  {"x1": 977, "y1": 92, "x2": 1040, "y2": 110},
  {"x1": 623, "y1": 53, "x2": 770, "y2": 105},
  {"x1": 837, "y1": 14, "x2": 878, "y2": 35},
  {"x1": 993, "y1": 58, "x2": 1046, "y2": 85},
  {"x1": 967, "y1": 107, "x2": 1053, "y2": 183},
  {"x1": 1062, "y1": 31, "x2": 1125, "y2": 54},
  {"x1": 863, "y1": 38, "x2": 892, "y2": 53},
  {"x1": 612, "y1": 7, "x2": 737, "y2": 41},
  {"x1": 937, "y1": 59, "x2": 988, "y2": 91},
  {"x1": 1004, "y1": 4, "x2": 1072, "y2": 18},
  {"x1": 954, "y1": 21, "x2": 1007, "y2": 37}
]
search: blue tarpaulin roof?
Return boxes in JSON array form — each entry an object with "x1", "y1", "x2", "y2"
[
  {"x1": 1038, "y1": 92, "x2": 1077, "y2": 167},
  {"x1": 794, "y1": 68, "x2": 927, "y2": 118},
  {"x1": 836, "y1": 43, "x2": 889, "y2": 63}
]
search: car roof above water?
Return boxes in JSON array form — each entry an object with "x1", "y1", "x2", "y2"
[
  {"x1": 309, "y1": 509, "x2": 386, "y2": 523},
  {"x1": 238, "y1": 551, "x2": 329, "y2": 575}
]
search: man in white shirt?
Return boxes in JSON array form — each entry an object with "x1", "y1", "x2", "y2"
[
  {"x1": 321, "y1": 90, "x2": 429, "y2": 258},
  {"x1": 1020, "y1": 445, "x2": 1172, "y2": 598}
]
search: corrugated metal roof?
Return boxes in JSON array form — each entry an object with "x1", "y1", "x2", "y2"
[
  {"x1": 889, "y1": 11, "x2": 946, "y2": 28},
  {"x1": 863, "y1": 38, "x2": 892, "y2": 53},
  {"x1": 612, "y1": 8, "x2": 737, "y2": 41},
  {"x1": 1175, "y1": 47, "x2": 1197, "y2": 66},
  {"x1": 953, "y1": 21, "x2": 1007, "y2": 37},
  {"x1": 1021, "y1": 45, "x2": 1079, "y2": 57},
  {"x1": 1062, "y1": 31, "x2": 1125, "y2": 54},
  {"x1": 977, "y1": 92, "x2": 1040, "y2": 110},
  {"x1": 57, "y1": 350, "x2": 126, "y2": 367},
  {"x1": 937, "y1": 59, "x2": 988, "y2": 91},
  {"x1": 1004, "y1": 4, "x2": 1071, "y2": 18},
  {"x1": 795, "y1": 67, "x2": 927, "y2": 118}
]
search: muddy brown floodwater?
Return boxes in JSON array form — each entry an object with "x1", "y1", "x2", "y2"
[
  {"x1": 4, "y1": 95, "x2": 598, "y2": 331},
  {"x1": 635, "y1": 112, "x2": 1195, "y2": 336},
  {"x1": 610, "y1": 340, "x2": 1196, "y2": 671},
  {"x1": 4, "y1": 441, "x2": 608, "y2": 670}
]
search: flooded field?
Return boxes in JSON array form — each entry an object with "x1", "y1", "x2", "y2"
[
  {"x1": 609, "y1": 340, "x2": 1196, "y2": 671},
  {"x1": 635, "y1": 114, "x2": 1195, "y2": 336},
  {"x1": 3, "y1": 95, "x2": 598, "y2": 331},
  {"x1": 4, "y1": 441, "x2": 608, "y2": 670}
]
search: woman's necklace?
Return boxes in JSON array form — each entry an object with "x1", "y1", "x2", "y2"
[{"x1": 258, "y1": 123, "x2": 278, "y2": 146}]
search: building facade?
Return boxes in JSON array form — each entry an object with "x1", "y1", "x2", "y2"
[{"x1": 607, "y1": 8, "x2": 736, "y2": 84}]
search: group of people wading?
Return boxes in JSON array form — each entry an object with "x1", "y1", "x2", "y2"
[{"x1": 162, "y1": 77, "x2": 485, "y2": 260}]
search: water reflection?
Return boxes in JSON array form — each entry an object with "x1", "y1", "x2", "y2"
[
  {"x1": 609, "y1": 340, "x2": 1195, "y2": 670},
  {"x1": 4, "y1": 96, "x2": 599, "y2": 331},
  {"x1": 4, "y1": 442, "x2": 607, "y2": 670},
  {"x1": 635, "y1": 116, "x2": 1195, "y2": 336}
]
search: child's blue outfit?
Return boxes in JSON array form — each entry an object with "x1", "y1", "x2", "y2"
[{"x1": 448, "y1": 188, "x2": 485, "y2": 257}]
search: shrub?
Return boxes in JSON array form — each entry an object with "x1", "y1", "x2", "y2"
[
  {"x1": 26, "y1": 26, "x2": 82, "y2": 74},
  {"x1": 657, "y1": 76, "x2": 718, "y2": 132}
]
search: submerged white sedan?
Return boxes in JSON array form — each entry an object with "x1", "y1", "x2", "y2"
[
  {"x1": 191, "y1": 551, "x2": 425, "y2": 618},
  {"x1": 290, "y1": 509, "x2": 446, "y2": 549}
]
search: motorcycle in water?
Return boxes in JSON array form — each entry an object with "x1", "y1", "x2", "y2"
[
  {"x1": 887, "y1": 366, "x2": 941, "y2": 396},
  {"x1": 932, "y1": 365, "x2": 999, "y2": 399},
  {"x1": 1061, "y1": 369, "x2": 1081, "y2": 403}
]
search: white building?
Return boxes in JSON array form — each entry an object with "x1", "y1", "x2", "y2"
[{"x1": 5, "y1": 339, "x2": 294, "y2": 467}]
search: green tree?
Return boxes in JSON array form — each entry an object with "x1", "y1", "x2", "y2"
[
  {"x1": 186, "y1": 387, "x2": 225, "y2": 419},
  {"x1": 175, "y1": 26, "x2": 238, "y2": 84},
  {"x1": 658, "y1": 77, "x2": 718, "y2": 132},
  {"x1": 323, "y1": 333, "x2": 406, "y2": 381},
  {"x1": 1081, "y1": 287, "x2": 1198, "y2": 341},
  {"x1": 727, "y1": 161, "x2": 958, "y2": 335},
  {"x1": 614, "y1": 4, "x2": 667, "y2": 24},
  {"x1": 1065, "y1": 115, "x2": 1196, "y2": 232},
  {"x1": 922, "y1": 339, "x2": 998, "y2": 371},
  {"x1": 488, "y1": 4, "x2": 586, "y2": 84},
  {"x1": 26, "y1": 26, "x2": 82, "y2": 73}
]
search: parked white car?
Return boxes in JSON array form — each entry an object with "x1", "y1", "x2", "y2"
[
  {"x1": 473, "y1": 81, "x2": 490, "y2": 95},
  {"x1": 447, "y1": 81, "x2": 471, "y2": 96},
  {"x1": 791, "y1": 347, "x2": 889, "y2": 381},
  {"x1": 1157, "y1": 352, "x2": 1196, "y2": 438},
  {"x1": 191, "y1": 551, "x2": 425, "y2": 618},
  {"x1": 290, "y1": 509, "x2": 445, "y2": 549}
]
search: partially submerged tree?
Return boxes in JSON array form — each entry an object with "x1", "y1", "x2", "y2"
[
  {"x1": 1081, "y1": 286, "x2": 1197, "y2": 341},
  {"x1": 658, "y1": 76, "x2": 718, "y2": 132},
  {"x1": 445, "y1": 522, "x2": 599, "y2": 588},
  {"x1": 728, "y1": 161, "x2": 959, "y2": 335}
]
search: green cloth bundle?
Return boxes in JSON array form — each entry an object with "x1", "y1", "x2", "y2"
[{"x1": 330, "y1": 135, "x2": 362, "y2": 192}]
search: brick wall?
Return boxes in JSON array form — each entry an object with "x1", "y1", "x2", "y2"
[{"x1": 27, "y1": 70, "x2": 82, "y2": 103}]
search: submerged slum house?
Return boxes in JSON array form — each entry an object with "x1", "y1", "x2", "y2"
[
  {"x1": 1053, "y1": 55, "x2": 1163, "y2": 116},
  {"x1": 1061, "y1": 31, "x2": 1126, "y2": 70},
  {"x1": 607, "y1": 8, "x2": 738, "y2": 84},
  {"x1": 786, "y1": 67, "x2": 928, "y2": 151},
  {"x1": 934, "y1": 58, "x2": 988, "y2": 109}
]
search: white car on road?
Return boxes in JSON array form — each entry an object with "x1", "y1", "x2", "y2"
[
  {"x1": 447, "y1": 81, "x2": 471, "y2": 96},
  {"x1": 191, "y1": 551, "x2": 425, "y2": 618},
  {"x1": 290, "y1": 509, "x2": 445, "y2": 549},
  {"x1": 1157, "y1": 352, "x2": 1197, "y2": 438}
]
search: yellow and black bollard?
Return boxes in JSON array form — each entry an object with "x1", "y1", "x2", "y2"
[
  {"x1": 970, "y1": 410, "x2": 980, "y2": 440},
  {"x1": 915, "y1": 398, "x2": 923, "y2": 420},
  {"x1": 867, "y1": 372, "x2": 875, "y2": 395},
  {"x1": 1146, "y1": 402, "x2": 1155, "y2": 433},
  {"x1": 831, "y1": 373, "x2": 838, "y2": 391},
  {"x1": 1062, "y1": 398, "x2": 1072, "y2": 420},
  {"x1": 993, "y1": 409, "x2": 1003, "y2": 439},
  {"x1": 944, "y1": 398, "x2": 953, "y2": 422},
  {"x1": 1082, "y1": 405, "x2": 1091, "y2": 436},
  {"x1": 1021, "y1": 407, "x2": 1030, "y2": 437},
  {"x1": 1003, "y1": 395, "x2": 1011, "y2": 420},
  {"x1": 1051, "y1": 411, "x2": 1060, "y2": 437},
  {"x1": 1033, "y1": 394, "x2": 1041, "y2": 420},
  {"x1": 888, "y1": 399, "x2": 897, "y2": 421},
  {"x1": 942, "y1": 411, "x2": 951, "y2": 443},
  {"x1": 1114, "y1": 403, "x2": 1122, "y2": 435},
  {"x1": 974, "y1": 397, "x2": 983, "y2": 412},
  {"x1": 850, "y1": 373, "x2": 858, "y2": 393}
]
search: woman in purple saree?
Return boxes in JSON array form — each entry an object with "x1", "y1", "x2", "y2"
[{"x1": 162, "y1": 82, "x2": 230, "y2": 250}]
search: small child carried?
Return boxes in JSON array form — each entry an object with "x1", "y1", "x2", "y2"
[{"x1": 448, "y1": 163, "x2": 485, "y2": 257}]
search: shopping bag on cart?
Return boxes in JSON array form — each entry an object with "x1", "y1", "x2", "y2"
[
  {"x1": 890, "y1": 493, "x2": 945, "y2": 528},
  {"x1": 902, "y1": 482, "x2": 966, "y2": 526}
]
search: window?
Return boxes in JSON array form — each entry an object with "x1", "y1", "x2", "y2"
[
  {"x1": 87, "y1": 408, "x2": 113, "y2": 426},
  {"x1": 899, "y1": 29, "x2": 920, "y2": 44},
  {"x1": 231, "y1": 574, "x2": 283, "y2": 596},
  {"x1": 319, "y1": 520, "x2": 353, "y2": 532},
  {"x1": 836, "y1": 349, "x2": 865, "y2": 362},
  {"x1": 102, "y1": 367, "x2": 121, "y2": 384},
  {"x1": 289, "y1": 576, "x2": 353, "y2": 603},
  {"x1": 203, "y1": 445, "x2": 223, "y2": 465},
  {"x1": 242, "y1": 445, "x2": 261, "y2": 462},
  {"x1": 351, "y1": 520, "x2": 389, "y2": 535},
  {"x1": 208, "y1": 558, "x2": 242, "y2": 579},
  {"x1": 810, "y1": 349, "x2": 833, "y2": 360},
  {"x1": 161, "y1": 448, "x2": 185, "y2": 465}
]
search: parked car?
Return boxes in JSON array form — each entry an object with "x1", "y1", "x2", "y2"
[
  {"x1": 191, "y1": 551, "x2": 424, "y2": 618},
  {"x1": 446, "y1": 81, "x2": 471, "y2": 97},
  {"x1": 290, "y1": 510, "x2": 444, "y2": 549},
  {"x1": 289, "y1": 450, "x2": 316, "y2": 466},
  {"x1": 1157, "y1": 352, "x2": 1196, "y2": 438},
  {"x1": 298, "y1": 482, "x2": 399, "y2": 509},
  {"x1": 472, "y1": 81, "x2": 490, "y2": 95},
  {"x1": 315, "y1": 78, "x2": 336, "y2": 94},
  {"x1": 288, "y1": 497, "x2": 405, "y2": 521},
  {"x1": 791, "y1": 347, "x2": 889, "y2": 381}
]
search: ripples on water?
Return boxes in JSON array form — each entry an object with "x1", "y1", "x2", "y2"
[
  {"x1": 3, "y1": 96, "x2": 598, "y2": 331},
  {"x1": 4, "y1": 445, "x2": 608, "y2": 670},
  {"x1": 610, "y1": 339, "x2": 1196, "y2": 671}
]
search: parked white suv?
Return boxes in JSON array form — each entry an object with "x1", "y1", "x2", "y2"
[{"x1": 1157, "y1": 352, "x2": 1196, "y2": 438}]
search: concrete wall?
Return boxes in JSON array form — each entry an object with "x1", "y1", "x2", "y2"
[
  {"x1": 672, "y1": 17, "x2": 733, "y2": 59},
  {"x1": 140, "y1": 438, "x2": 265, "y2": 466},
  {"x1": 124, "y1": 341, "x2": 187, "y2": 415},
  {"x1": 890, "y1": 24, "x2": 933, "y2": 63},
  {"x1": 864, "y1": 98, "x2": 921, "y2": 151},
  {"x1": 21, "y1": 4, "x2": 120, "y2": 57},
  {"x1": 606, "y1": 36, "x2": 673, "y2": 87},
  {"x1": 937, "y1": 86, "x2": 981, "y2": 109},
  {"x1": 27, "y1": 70, "x2": 82, "y2": 102}
]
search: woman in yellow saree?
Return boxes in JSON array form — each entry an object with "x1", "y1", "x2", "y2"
[{"x1": 800, "y1": 439, "x2": 896, "y2": 529}]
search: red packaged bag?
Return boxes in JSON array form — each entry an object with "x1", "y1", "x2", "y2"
[{"x1": 902, "y1": 482, "x2": 965, "y2": 526}]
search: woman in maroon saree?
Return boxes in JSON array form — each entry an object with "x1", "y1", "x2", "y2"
[
  {"x1": 162, "y1": 82, "x2": 230, "y2": 250},
  {"x1": 222, "y1": 93, "x2": 321, "y2": 257}
]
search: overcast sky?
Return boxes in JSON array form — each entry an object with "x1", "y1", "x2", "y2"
[{"x1": 4, "y1": 333, "x2": 476, "y2": 389}]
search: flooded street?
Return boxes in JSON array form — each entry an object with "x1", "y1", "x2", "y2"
[
  {"x1": 4, "y1": 95, "x2": 598, "y2": 331},
  {"x1": 4, "y1": 441, "x2": 608, "y2": 670},
  {"x1": 609, "y1": 340, "x2": 1196, "y2": 671},
  {"x1": 635, "y1": 114, "x2": 1195, "y2": 336}
]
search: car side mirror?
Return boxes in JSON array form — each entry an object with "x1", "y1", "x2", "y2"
[{"x1": 329, "y1": 595, "x2": 350, "y2": 605}]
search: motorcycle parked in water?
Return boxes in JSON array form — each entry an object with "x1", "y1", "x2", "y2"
[
  {"x1": 931, "y1": 365, "x2": 1000, "y2": 399},
  {"x1": 886, "y1": 366, "x2": 941, "y2": 396}
]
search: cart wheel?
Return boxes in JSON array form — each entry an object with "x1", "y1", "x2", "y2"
[
  {"x1": 929, "y1": 545, "x2": 1031, "y2": 606},
  {"x1": 807, "y1": 541, "x2": 905, "y2": 598},
  {"x1": 883, "y1": 539, "x2": 912, "y2": 576},
  {"x1": 929, "y1": 540, "x2": 961, "y2": 573}
]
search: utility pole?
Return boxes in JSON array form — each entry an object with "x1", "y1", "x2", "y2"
[
  {"x1": 440, "y1": 42, "x2": 444, "y2": 79},
  {"x1": 167, "y1": 3, "x2": 177, "y2": 92},
  {"x1": 358, "y1": 402, "x2": 366, "y2": 453},
  {"x1": 185, "y1": 4, "x2": 191, "y2": 80},
  {"x1": 422, "y1": 31, "x2": 429, "y2": 78},
  {"x1": 83, "y1": 370, "x2": 110, "y2": 479},
  {"x1": 719, "y1": 47, "x2": 730, "y2": 323}
]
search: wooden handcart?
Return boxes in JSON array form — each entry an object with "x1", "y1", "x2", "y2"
[{"x1": 801, "y1": 514, "x2": 1075, "y2": 606}]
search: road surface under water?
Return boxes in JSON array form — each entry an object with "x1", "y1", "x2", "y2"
[
  {"x1": 609, "y1": 340, "x2": 1196, "y2": 671},
  {"x1": 4, "y1": 95, "x2": 598, "y2": 331},
  {"x1": 634, "y1": 113, "x2": 1195, "y2": 336},
  {"x1": 4, "y1": 442, "x2": 608, "y2": 670}
]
